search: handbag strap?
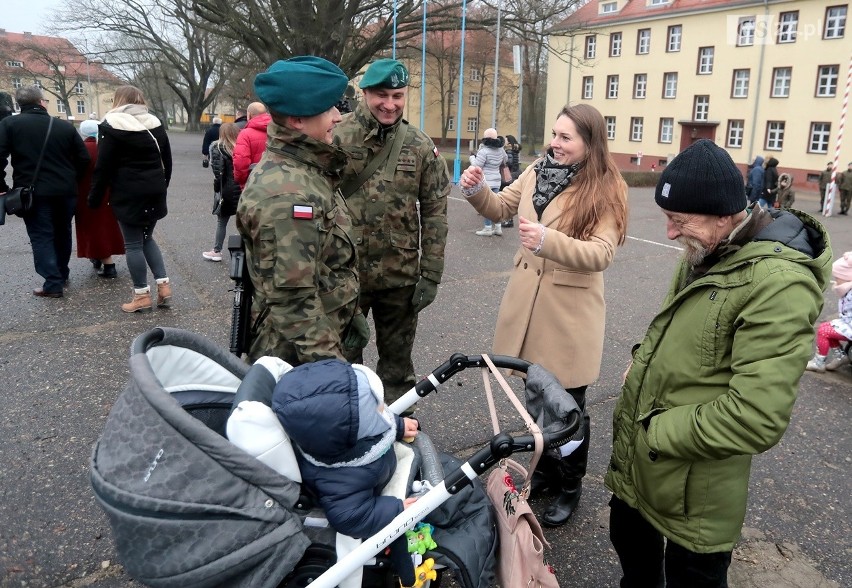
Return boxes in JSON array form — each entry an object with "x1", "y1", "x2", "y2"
[
  {"x1": 146, "y1": 128, "x2": 165, "y2": 171},
  {"x1": 30, "y1": 117, "x2": 54, "y2": 187},
  {"x1": 480, "y1": 354, "x2": 544, "y2": 487}
]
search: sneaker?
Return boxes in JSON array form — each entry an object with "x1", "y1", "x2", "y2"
[
  {"x1": 475, "y1": 227, "x2": 493, "y2": 237},
  {"x1": 805, "y1": 356, "x2": 826, "y2": 372},
  {"x1": 202, "y1": 250, "x2": 223, "y2": 262},
  {"x1": 493, "y1": 223, "x2": 503, "y2": 236},
  {"x1": 825, "y1": 354, "x2": 850, "y2": 371}
]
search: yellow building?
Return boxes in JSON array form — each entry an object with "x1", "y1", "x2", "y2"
[{"x1": 546, "y1": 0, "x2": 850, "y2": 190}]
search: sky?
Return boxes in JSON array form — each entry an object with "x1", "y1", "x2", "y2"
[{"x1": 3, "y1": 0, "x2": 61, "y2": 35}]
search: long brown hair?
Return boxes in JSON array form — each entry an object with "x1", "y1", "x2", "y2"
[
  {"x1": 217, "y1": 122, "x2": 240, "y2": 156},
  {"x1": 112, "y1": 85, "x2": 147, "y2": 108},
  {"x1": 555, "y1": 104, "x2": 628, "y2": 245}
]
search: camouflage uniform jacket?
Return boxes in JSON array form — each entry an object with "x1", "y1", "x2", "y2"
[
  {"x1": 335, "y1": 101, "x2": 449, "y2": 290},
  {"x1": 236, "y1": 121, "x2": 359, "y2": 365}
]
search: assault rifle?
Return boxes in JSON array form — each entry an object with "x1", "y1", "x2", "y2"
[{"x1": 227, "y1": 234, "x2": 254, "y2": 357}]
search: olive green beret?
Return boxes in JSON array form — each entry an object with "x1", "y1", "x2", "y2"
[
  {"x1": 254, "y1": 56, "x2": 349, "y2": 117},
  {"x1": 359, "y1": 58, "x2": 410, "y2": 90}
]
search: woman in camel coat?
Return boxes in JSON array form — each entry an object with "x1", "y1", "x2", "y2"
[{"x1": 460, "y1": 103, "x2": 628, "y2": 527}]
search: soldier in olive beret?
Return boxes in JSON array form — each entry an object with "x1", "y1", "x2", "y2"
[
  {"x1": 335, "y1": 58, "x2": 450, "y2": 407},
  {"x1": 236, "y1": 56, "x2": 370, "y2": 366}
]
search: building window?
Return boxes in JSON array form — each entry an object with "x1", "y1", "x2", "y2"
[
  {"x1": 766, "y1": 121, "x2": 785, "y2": 150},
  {"x1": 467, "y1": 118, "x2": 478, "y2": 133},
  {"x1": 77, "y1": 100, "x2": 86, "y2": 114},
  {"x1": 817, "y1": 65, "x2": 839, "y2": 96},
  {"x1": 737, "y1": 17, "x2": 756, "y2": 46},
  {"x1": 809, "y1": 122, "x2": 831, "y2": 153},
  {"x1": 732, "y1": 69, "x2": 750, "y2": 98},
  {"x1": 57, "y1": 101, "x2": 66, "y2": 113},
  {"x1": 633, "y1": 74, "x2": 647, "y2": 99},
  {"x1": 727, "y1": 120, "x2": 745, "y2": 148},
  {"x1": 667, "y1": 25, "x2": 682, "y2": 52},
  {"x1": 585, "y1": 35, "x2": 597, "y2": 59},
  {"x1": 777, "y1": 11, "x2": 798, "y2": 43},
  {"x1": 824, "y1": 6, "x2": 847, "y2": 39},
  {"x1": 771, "y1": 67, "x2": 792, "y2": 97},
  {"x1": 448, "y1": 92, "x2": 455, "y2": 105},
  {"x1": 34, "y1": 80, "x2": 43, "y2": 89},
  {"x1": 630, "y1": 117, "x2": 644, "y2": 141},
  {"x1": 74, "y1": 81, "x2": 84, "y2": 94},
  {"x1": 649, "y1": 0, "x2": 669, "y2": 5},
  {"x1": 698, "y1": 47, "x2": 714, "y2": 74},
  {"x1": 637, "y1": 29, "x2": 651, "y2": 54},
  {"x1": 605, "y1": 116, "x2": 616, "y2": 140},
  {"x1": 663, "y1": 72, "x2": 678, "y2": 98},
  {"x1": 607, "y1": 75, "x2": 619, "y2": 99},
  {"x1": 582, "y1": 76, "x2": 594, "y2": 99},
  {"x1": 694, "y1": 95, "x2": 710, "y2": 121},
  {"x1": 600, "y1": 1, "x2": 618, "y2": 14},
  {"x1": 447, "y1": 117, "x2": 455, "y2": 131},
  {"x1": 470, "y1": 67, "x2": 481, "y2": 81},
  {"x1": 610, "y1": 32, "x2": 622, "y2": 57},
  {"x1": 54, "y1": 81, "x2": 62, "y2": 92},
  {"x1": 468, "y1": 92, "x2": 479, "y2": 107},
  {"x1": 659, "y1": 118, "x2": 673, "y2": 143},
  {"x1": 12, "y1": 77, "x2": 22, "y2": 89},
  {"x1": 5, "y1": 60, "x2": 23, "y2": 67}
]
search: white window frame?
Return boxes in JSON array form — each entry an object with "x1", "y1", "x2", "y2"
[
  {"x1": 630, "y1": 117, "x2": 644, "y2": 141},
  {"x1": 467, "y1": 117, "x2": 478, "y2": 133},
  {"x1": 633, "y1": 74, "x2": 647, "y2": 99},
  {"x1": 57, "y1": 100, "x2": 66, "y2": 113},
  {"x1": 667, "y1": 25, "x2": 682, "y2": 52},
  {"x1": 809, "y1": 122, "x2": 831, "y2": 153},
  {"x1": 447, "y1": 117, "x2": 455, "y2": 131},
  {"x1": 698, "y1": 47, "x2": 714, "y2": 74},
  {"x1": 605, "y1": 116, "x2": 616, "y2": 140},
  {"x1": 732, "y1": 69, "x2": 750, "y2": 98},
  {"x1": 6, "y1": 60, "x2": 23, "y2": 67},
  {"x1": 737, "y1": 17, "x2": 756, "y2": 46},
  {"x1": 777, "y1": 11, "x2": 798, "y2": 43},
  {"x1": 585, "y1": 35, "x2": 597, "y2": 59},
  {"x1": 76, "y1": 99, "x2": 86, "y2": 114},
  {"x1": 448, "y1": 91, "x2": 455, "y2": 105},
  {"x1": 610, "y1": 32, "x2": 622, "y2": 57},
  {"x1": 727, "y1": 120, "x2": 745, "y2": 148},
  {"x1": 637, "y1": 29, "x2": 651, "y2": 54},
  {"x1": 766, "y1": 121, "x2": 785, "y2": 150},
  {"x1": 771, "y1": 67, "x2": 792, "y2": 97},
  {"x1": 694, "y1": 95, "x2": 710, "y2": 121},
  {"x1": 663, "y1": 72, "x2": 678, "y2": 98},
  {"x1": 74, "y1": 81, "x2": 84, "y2": 94},
  {"x1": 600, "y1": 1, "x2": 618, "y2": 14},
  {"x1": 817, "y1": 65, "x2": 839, "y2": 97},
  {"x1": 824, "y1": 6, "x2": 847, "y2": 39},
  {"x1": 468, "y1": 92, "x2": 479, "y2": 107},
  {"x1": 12, "y1": 77, "x2": 22, "y2": 89},
  {"x1": 659, "y1": 118, "x2": 673, "y2": 143},
  {"x1": 470, "y1": 67, "x2": 481, "y2": 81},
  {"x1": 607, "y1": 75, "x2": 619, "y2": 99},
  {"x1": 582, "y1": 76, "x2": 594, "y2": 100}
]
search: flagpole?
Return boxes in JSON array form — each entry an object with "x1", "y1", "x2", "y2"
[
  {"x1": 490, "y1": 1, "x2": 501, "y2": 129},
  {"x1": 420, "y1": 0, "x2": 427, "y2": 130},
  {"x1": 824, "y1": 52, "x2": 852, "y2": 217},
  {"x1": 453, "y1": 0, "x2": 468, "y2": 183},
  {"x1": 393, "y1": 0, "x2": 398, "y2": 59}
]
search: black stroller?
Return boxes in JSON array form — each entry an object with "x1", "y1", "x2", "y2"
[{"x1": 90, "y1": 327, "x2": 581, "y2": 588}]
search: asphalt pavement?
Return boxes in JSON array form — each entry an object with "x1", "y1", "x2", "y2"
[{"x1": 0, "y1": 131, "x2": 849, "y2": 587}]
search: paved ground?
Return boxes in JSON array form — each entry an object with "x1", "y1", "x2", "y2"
[{"x1": 0, "y1": 131, "x2": 849, "y2": 587}]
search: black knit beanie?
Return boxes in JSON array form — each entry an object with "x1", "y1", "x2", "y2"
[{"x1": 655, "y1": 139, "x2": 747, "y2": 216}]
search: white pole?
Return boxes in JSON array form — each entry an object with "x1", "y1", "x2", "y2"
[
  {"x1": 824, "y1": 52, "x2": 852, "y2": 217},
  {"x1": 490, "y1": 2, "x2": 501, "y2": 129}
]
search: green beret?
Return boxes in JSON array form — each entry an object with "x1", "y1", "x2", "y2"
[
  {"x1": 359, "y1": 58, "x2": 409, "y2": 90},
  {"x1": 254, "y1": 56, "x2": 349, "y2": 117}
]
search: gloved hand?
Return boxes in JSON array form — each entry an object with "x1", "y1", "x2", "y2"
[
  {"x1": 343, "y1": 311, "x2": 370, "y2": 349},
  {"x1": 411, "y1": 277, "x2": 439, "y2": 313}
]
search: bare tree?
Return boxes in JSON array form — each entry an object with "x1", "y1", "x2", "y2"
[{"x1": 51, "y1": 0, "x2": 241, "y2": 131}]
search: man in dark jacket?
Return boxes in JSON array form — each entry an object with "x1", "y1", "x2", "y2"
[
  {"x1": 200, "y1": 117, "x2": 221, "y2": 167},
  {"x1": 0, "y1": 85, "x2": 89, "y2": 297},
  {"x1": 762, "y1": 156, "x2": 779, "y2": 209}
]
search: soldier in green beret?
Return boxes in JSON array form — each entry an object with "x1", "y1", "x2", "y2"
[
  {"x1": 236, "y1": 56, "x2": 369, "y2": 365},
  {"x1": 335, "y1": 58, "x2": 450, "y2": 406}
]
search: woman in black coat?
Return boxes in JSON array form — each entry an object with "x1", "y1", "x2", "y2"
[
  {"x1": 89, "y1": 85, "x2": 173, "y2": 313},
  {"x1": 202, "y1": 122, "x2": 242, "y2": 262}
]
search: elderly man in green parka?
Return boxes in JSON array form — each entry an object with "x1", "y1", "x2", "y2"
[{"x1": 606, "y1": 139, "x2": 831, "y2": 588}]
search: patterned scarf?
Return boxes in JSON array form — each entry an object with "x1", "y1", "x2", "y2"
[{"x1": 531, "y1": 151, "x2": 582, "y2": 219}]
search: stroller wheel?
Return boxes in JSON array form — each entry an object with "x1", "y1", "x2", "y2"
[{"x1": 279, "y1": 544, "x2": 336, "y2": 588}]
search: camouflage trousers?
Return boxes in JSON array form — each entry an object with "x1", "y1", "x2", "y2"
[{"x1": 343, "y1": 284, "x2": 418, "y2": 404}]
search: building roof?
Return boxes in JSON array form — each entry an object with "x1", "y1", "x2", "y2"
[
  {"x1": 552, "y1": 0, "x2": 770, "y2": 32},
  {"x1": 0, "y1": 30, "x2": 120, "y2": 84}
]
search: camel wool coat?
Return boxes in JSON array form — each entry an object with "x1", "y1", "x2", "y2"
[{"x1": 466, "y1": 163, "x2": 626, "y2": 388}]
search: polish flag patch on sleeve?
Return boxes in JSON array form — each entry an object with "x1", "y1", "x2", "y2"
[
  {"x1": 433, "y1": 146, "x2": 439, "y2": 158},
  {"x1": 293, "y1": 205, "x2": 314, "y2": 219}
]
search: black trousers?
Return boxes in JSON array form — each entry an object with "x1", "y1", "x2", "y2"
[
  {"x1": 609, "y1": 495, "x2": 732, "y2": 588},
  {"x1": 561, "y1": 385, "x2": 590, "y2": 480}
]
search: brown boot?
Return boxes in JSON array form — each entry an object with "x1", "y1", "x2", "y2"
[
  {"x1": 122, "y1": 288, "x2": 152, "y2": 313},
  {"x1": 156, "y1": 279, "x2": 172, "y2": 308}
]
